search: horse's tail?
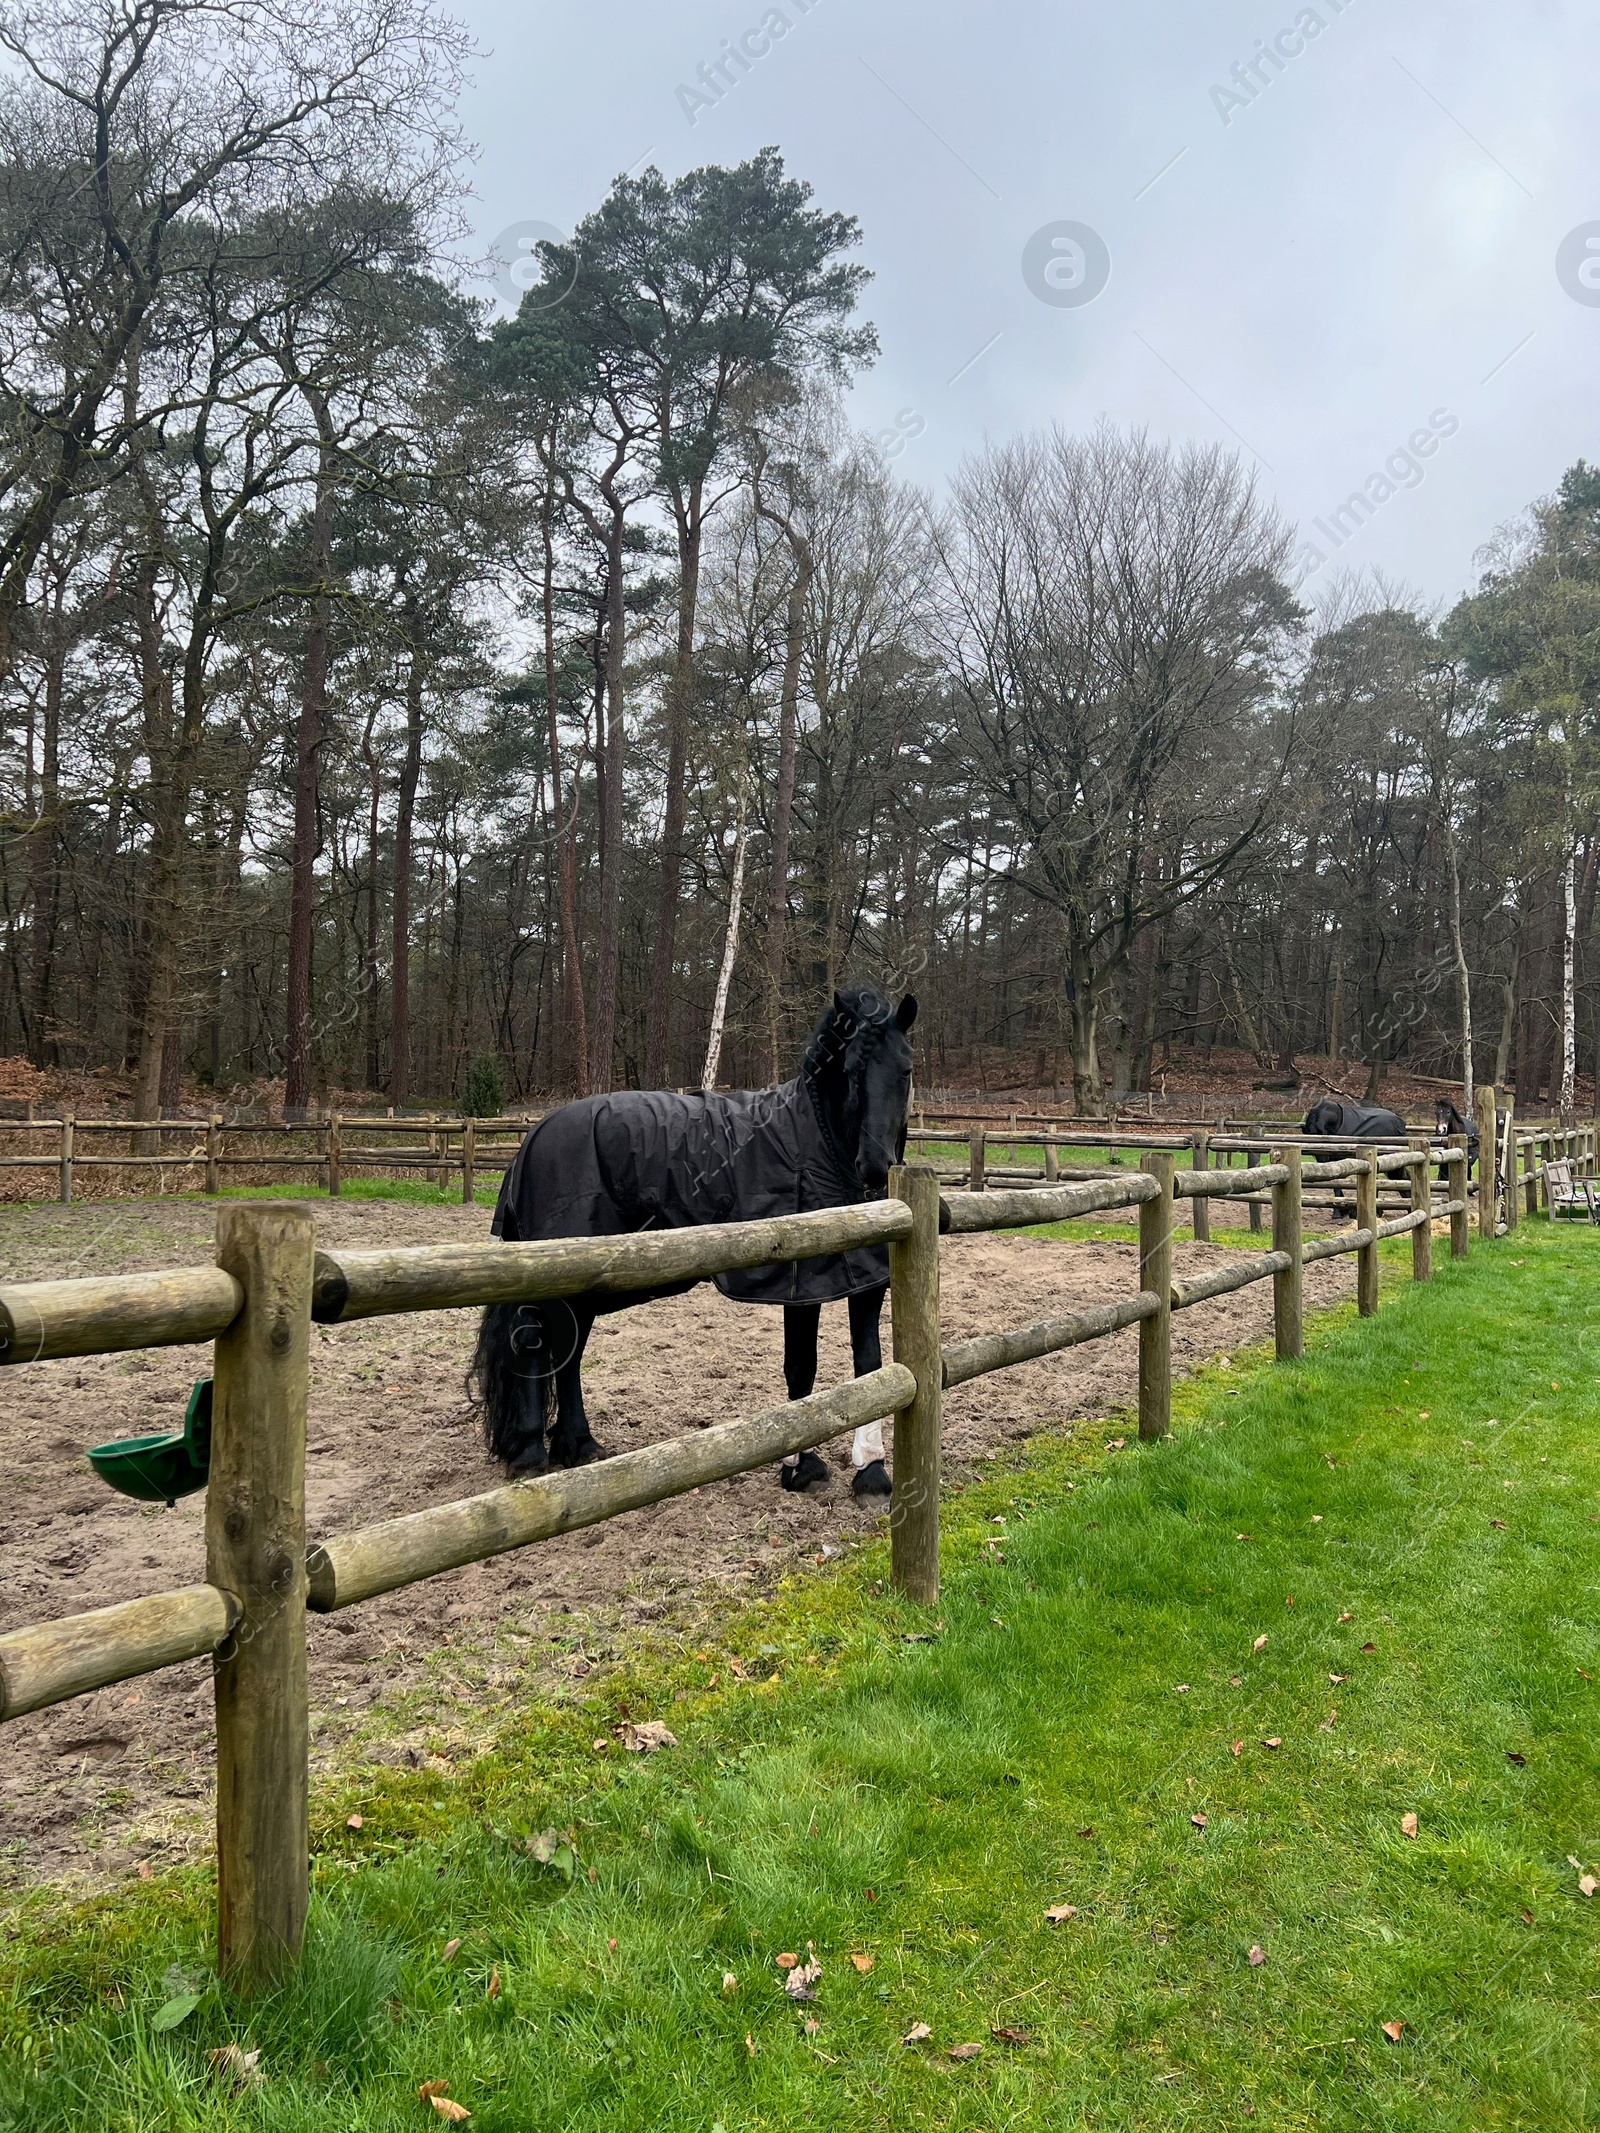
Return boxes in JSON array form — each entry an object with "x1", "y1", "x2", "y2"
[{"x1": 467, "y1": 1303, "x2": 543, "y2": 1467}]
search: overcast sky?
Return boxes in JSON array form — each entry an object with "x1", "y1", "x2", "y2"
[{"x1": 453, "y1": 0, "x2": 1595, "y2": 612}]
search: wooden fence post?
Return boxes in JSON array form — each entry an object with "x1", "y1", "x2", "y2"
[
  {"x1": 1355, "y1": 1156, "x2": 1379, "y2": 1317},
  {"x1": 1246, "y1": 1146, "x2": 1264, "y2": 1232},
  {"x1": 1190, "y1": 1134, "x2": 1211, "y2": 1242},
  {"x1": 1524, "y1": 1135, "x2": 1539, "y2": 1219},
  {"x1": 1043, "y1": 1138, "x2": 1058, "y2": 1182},
  {"x1": 1448, "y1": 1137, "x2": 1470, "y2": 1258},
  {"x1": 208, "y1": 1202, "x2": 315, "y2": 1990},
  {"x1": 1411, "y1": 1152, "x2": 1433, "y2": 1284},
  {"x1": 1475, "y1": 1083, "x2": 1498, "y2": 1240},
  {"x1": 1271, "y1": 1143, "x2": 1303, "y2": 1361},
  {"x1": 1501, "y1": 1100, "x2": 1518, "y2": 1233},
  {"x1": 462, "y1": 1118, "x2": 476, "y2": 1206},
  {"x1": 326, "y1": 1116, "x2": 341, "y2": 1199},
  {"x1": 969, "y1": 1128, "x2": 986, "y2": 1193},
  {"x1": 58, "y1": 1114, "x2": 73, "y2": 1205},
  {"x1": 1138, "y1": 1151, "x2": 1175, "y2": 1440},
  {"x1": 206, "y1": 1115, "x2": 221, "y2": 1197},
  {"x1": 888, "y1": 1162, "x2": 942, "y2": 1606}
]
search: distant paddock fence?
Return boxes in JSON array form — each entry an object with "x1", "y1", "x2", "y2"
[
  {"x1": 0, "y1": 1113, "x2": 543, "y2": 1205},
  {"x1": 0, "y1": 1108, "x2": 1492, "y2": 1988}
]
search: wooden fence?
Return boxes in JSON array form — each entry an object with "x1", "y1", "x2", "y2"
[
  {"x1": 0, "y1": 1113, "x2": 539, "y2": 1204},
  {"x1": 0, "y1": 1128, "x2": 1482, "y2": 1988}
]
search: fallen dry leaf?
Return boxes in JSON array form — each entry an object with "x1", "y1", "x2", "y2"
[
  {"x1": 592, "y1": 1738, "x2": 608, "y2": 1752},
  {"x1": 1262, "y1": 1737, "x2": 1282, "y2": 1751},
  {"x1": 1382, "y1": 2019, "x2": 1405, "y2": 2043},
  {"x1": 1401, "y1": 1813, "x2": 1419, "y2": 1839},
  {"x1": 849, "y1": 1953, "x2": 873, "y2": 1974},
  {"x1": 419, "y1": 2081, "x2": 453, "y2": 2101},
  {"x1": 1338, "y1": 1610, "x2": 1354, "y2": 1623},
  {"x1": 1044, "y1": 1903, "x2": 1077, "y2": 1924},
  {"x1": 430, "y1": 2099, "x2": 472, "y2": 2124},
  {"x1": 1174, "y1": 1683, "x2": 1191, "y2": 1694},
  {"x1": 1248, "y1": 1944, "x2": 1265, "y2": 1967},
  {"x1": 948, "y1": 2041, "x2": 984, "y2": 2060},
  {"x1": 1285, "y1": 1595, "x2": 1295, "y2": 1608},
  {"x1": 620, "y1": 1720, "x2": 678, "y2": 1754},
  {"x1": 1506, "y1": 1751, "x2": 1527, "y2": 1767},
  {"x1": 992, "y1": 2025, "x2": 1035, "y2": 2045},
  {"x1": 1232, "y1": 1740, "x2": 1245, "y2": 1757},
  {"x1": 722, "y1": 1971, "x2": 737, "y2": 1995},
  {"x1": 1491, "y1": 1519, "x2": 1507, "y2": 1530},
  {"x1": 346, "y1": 1814, "x2": 363, "y2": 1830},
  {"x1": 784, "y1": 1951, "x2": 822, "y2": 2002},
  {"x1": 441, "y1": 1940, "x2": 461, "y2": 1964},
  {"x1": 1580, "y1": 1875, "x2": 1598, "y2": 1899},
  {"x1": 137, "y1": 1861, "x2": 153, "y2": 1882},
  {"x1": 1361, "y1": 1642, "x2": 1377, "y2": 1653},
  {"x1": 486, "y1": 1965, "x2": 501, "y2": 2001},
  {"x1": 1106, "y1": 1437, "x2": 1126, "y2": 1451},
  {"x1": 1191, "y1": 1813, "x2": 1209, "y2": 1830},
  {"x1": 775, "y1": 1952, "x2": 799, "y2": 1969},
  {"x1": 903, "y1": 2021, "x2": 933, "y2": 2045},
  {"x1": 1229, "y1": 1676, "x2": 1243, "y2": 1688},
  {"x1": 1521, "y1": 1907, "x2": 1536, "y2": 1925},
  {"x1": 1253, "y1": 1635, "x2": 1269, "y2": 1653},
  {"x1": 803, "y1": 2018, "x2": 821, "y2": 2035},
  {"x1": 745, "y1": 2033, "x2": 756, "y2": 2056},
  {"x1": 1330, "y1": 1673, "x2": 1348, "y2": 1685},
  {"x1": 207, "y1": 2044, "x2": 262, "y2": 2091}
]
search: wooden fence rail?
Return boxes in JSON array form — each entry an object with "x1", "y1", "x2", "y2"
[{"x1": 0, "y1": 1123, "x2": 1487, "y2": 1987}]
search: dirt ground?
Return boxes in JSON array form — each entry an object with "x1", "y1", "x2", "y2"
[{"x1": 0, "y1": 1194, "x2": 1357, "y2": 1895}]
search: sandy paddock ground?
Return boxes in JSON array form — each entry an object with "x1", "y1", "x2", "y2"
[{"x1": 0, "y1": 1194, "x2": 1355, "y2": 1891}]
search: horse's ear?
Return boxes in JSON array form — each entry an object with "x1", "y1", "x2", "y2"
[
  {"x1": 895, "y1": 994, "x2": 918, "y2": 1032},
  {"x1": 831, "y1": 989, "x2": 856, "y2": 1036}
]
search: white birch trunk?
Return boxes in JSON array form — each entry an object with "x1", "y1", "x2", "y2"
[
  {"x1": 702, "y1": 789, "x2": 749, "y2": 1093},
  {"x1": 1444, "y1": 808, "x2": 1473, "y2": 1119},
  {"x1": 1562, "y1": 838, "x2": 1577, "y2": 1121}
]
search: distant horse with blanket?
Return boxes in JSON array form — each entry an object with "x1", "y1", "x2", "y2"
[
  {"x1": 470, "y1": 986, "x2": 917, "y2": 1498},
  {"x1": 1301, "y1": 1097, "x2": 1409, "y2": 1140},
  {"x1": 1302, "y1": 1097, "x2": 1410, "y2": 1218}
]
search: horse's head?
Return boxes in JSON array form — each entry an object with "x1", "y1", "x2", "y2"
[
  {"x1": 1302, "y1": 1099, "x2": 1344, "y2": 1135},
  {"x1": 1435, "y1": 1097, "x2": 1463, "y2": 1134},
  {"x1": 804, "y1": 985, "x2": 917, "y2": 1195}
]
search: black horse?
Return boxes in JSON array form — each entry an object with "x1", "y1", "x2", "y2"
[
  {"x1": 469, "y1": 986, "x2": 917, "y2": 1499},
  {"x1": 1302, "y1": 1097, "x2": 1409, "y2": 1139}
]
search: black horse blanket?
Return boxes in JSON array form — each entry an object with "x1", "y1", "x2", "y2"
[
  {"x1": 1303, "y1": 1099, "x2": 1408, "y2": 1138},
  {"x1": 490, "y1": 1079, "x2": 888, "y2": 1306}
]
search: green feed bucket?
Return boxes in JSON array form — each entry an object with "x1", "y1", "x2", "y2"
[{"x1": 88, "y1": 1378, "x2": 213, "y2": 1505}]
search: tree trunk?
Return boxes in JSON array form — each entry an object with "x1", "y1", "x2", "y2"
[
  {"x1": 25, "y1": 569, "x2": 66, "y2": 1065},
  {"x1": 389, "y1": 626, "x2": 425, "y2": 1108},
  {"x1": 1561, "y1": 836, "x2": 1577, "y2": 1121},
  {"x1": 588, "y1": 517, "x2": 628, "y2": 1093},
  {"x1": 360, "y1": 704, "x2": 382, "y2": 1089},
  {"x1": 1443, "y1": 799, "x2": 1473, "y2": 1118},
  {"x1": 702, "y1": 786, "x2": 748, "y2": 1091},
  {"x1": 644, "y1": 488, "x2": 705, "y2": 1084},
  {"x1": 542, "y1": 467, "x2": 588, "y2": 1093},
  {"x1": 283, "y1": 434, "x2": 336, "y2": 1117},
  {"x1": 753, "y1": 468, "x2": 813, "y2": 1082}
]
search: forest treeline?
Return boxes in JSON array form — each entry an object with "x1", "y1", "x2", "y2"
[{"x1": 1, "y1": 0, "x2": 1597, "y2": 1119}]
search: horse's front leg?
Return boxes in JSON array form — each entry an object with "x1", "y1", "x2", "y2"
[
  {"x1": 779, "y1": 1302, "x2": 831, "y2": 1493},
  {"x1": 847, "y1": 1284, "x2": 892, "y2": 1498},
  {"x1": 545, "y1": 1301, "x2": 608, "y2": 1468}
]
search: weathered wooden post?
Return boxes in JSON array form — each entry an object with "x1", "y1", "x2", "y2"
[
  {"x1": 206, "y1": 1115, "x2": 221, "y2": 1197},
  {"x1": 326, "y1": 1115, "x2": 341, "y2": 1199},
  {"x1": 1246, "y1": 1146, "x2": 1264, "y2": 1232},
  {"x1": 1448, "y1": 1137, "x2": 1470, "y2": 1259},
  {"x1": 968, "y1": 1127, "x2": 986, "y2": 1193},
  {"x1": 1501, "y1": 1100, "x2": 1518, "y2": 1233},
  {"x1": 462, "y1": 1117, "x2": 476, "y2": 1206},
  {"x1": 1190, "y1": 1134, "x2": 1211, "y2": 1242},
  {"x1": 1271, "y1": 1143, "x2": 1303, "y2": 1361},
  {"x1": 208, "y1": 1202, "x2": 315, "y2": 1989},
  {"x1": 1524, "y1": 1134, "x2": 1539, "y2": 1219},
  {"x1": 1410, "y1": 1150, "x2": 1433, "y2": 1284},
  {"x1": 888, "y1": 1163, "x2": 942, "y2": 1605},
  {"x1": 58, "y1": 1114, "x2": 73, "y2": 1205},
  {"x1": 1355, "y1": 1156, "x2": 1379, "y2": 1317},
  {"x1": 1043, "y1": 1138, "x2": 1059, "y2": 1182},
  {"x1": 1138, "y1": 1151, "x2": 1175, "y2": 1440},
  {"x1": 1475, "y1": 1083, "x2": 1499, "y2": 1240}
]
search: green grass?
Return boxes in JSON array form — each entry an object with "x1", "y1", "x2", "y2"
[{"x1": 4, "y1": 1225, "x2": 1599, "y2": 2128}]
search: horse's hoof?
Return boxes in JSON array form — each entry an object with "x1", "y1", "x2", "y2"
[
  {"x1": 549, "y1": 1435, "x2": 608, "y2": 1469},
  {"x1": 851, "y1": 1458, "x2": 892, "y2": 1499},
  {"x1": 781, "y1": 1450, "x2": 830, "y2": 1493},
  {"x1": 506, "y1": 1446, "x2": 549, "y2": 1478}
]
